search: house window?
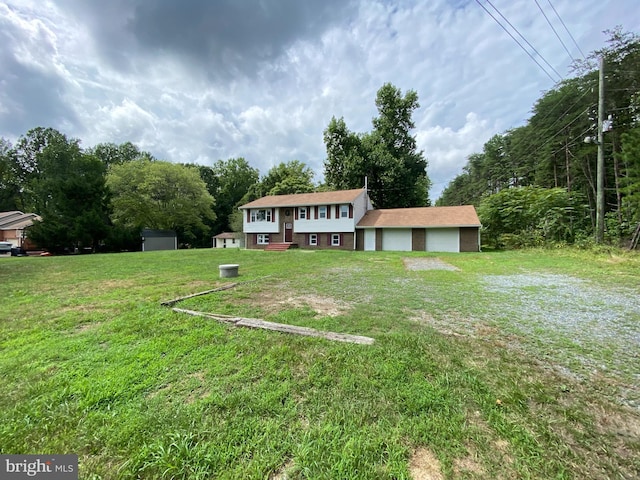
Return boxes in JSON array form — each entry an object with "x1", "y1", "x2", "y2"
[
  {"x1": 309, "y1": 234, "x2": 318, "y2": 246},
  {"x1": 318, "y1": 206, "x2": 327, "y2": 219},
  {"x1": 251, "y1": 209, "x2": 272, "y2": 222},
  {"x1": 331, "y1": 234, "x2": 341, "y2": 246},
  {"x1": 299, "y1": 207, "x2": 307, "y2": 220},
  {"x1": 340, "y1": 205, "x2": 349, "y2": 218},
  {"x1": 257, "y1": 234, "x2": 269, "y2": 245}
]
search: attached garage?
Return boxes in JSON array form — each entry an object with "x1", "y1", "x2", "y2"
[
  {"x1": 382, "y1": 228, "x2": 412, "y2": 251},
  {"x1": 356, "y1": 206, "x2": 481, "y2": 252},
  {"x1": 426, "y1": 228, "x2": 459, "y2": 252}
]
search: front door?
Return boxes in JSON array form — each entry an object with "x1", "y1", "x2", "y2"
[{"x1": 284, "y1": 222, "x2": 293, "y2": 242}]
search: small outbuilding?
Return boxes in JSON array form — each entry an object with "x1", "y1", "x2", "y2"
[
  {"x1": 356, "y1": 205, "x2": 481, "y2": 252},
  {"x1": 141, "y1": 229, "x2": 177, "y2": 252},
  {"x1": 213, "y1": 232, "x2": 243, "y2": 249}
]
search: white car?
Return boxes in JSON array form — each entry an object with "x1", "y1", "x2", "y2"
[{"x1": 0, "y1": 241, "x2": 13, "y2": 254}]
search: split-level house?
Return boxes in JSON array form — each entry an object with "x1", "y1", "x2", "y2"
[
  {"x1": 239, "y1": 188, "x2": 371, "y2": 250},
  {"x1": 239, "y1": 188, "x2": 481, "y2": 252}
]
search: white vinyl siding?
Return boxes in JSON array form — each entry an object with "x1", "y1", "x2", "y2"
[
  {"x1": 243, "y1": 209, "x2": 279, "y2": 233},
  {"x1": 382, "y1": 229, "x2": 412, "y2": 251},
  {"x1": 426, "y1": 228, "x2": 459, "y2": 252}
]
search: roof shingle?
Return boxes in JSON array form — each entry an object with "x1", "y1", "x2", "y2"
[
  {"x1": 356, "y1": 206, "x2": 481, "y2": 228},
  {"x1": 239, "y1": 189, "x2": 365, "y2": 209},
  {"x1": 0, "y1": 211, "x2": 41, "y2": 230}
]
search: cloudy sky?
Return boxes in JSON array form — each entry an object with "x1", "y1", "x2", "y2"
[{"x1": 1, "y1": 0, "x2": 639, "y2": 200}]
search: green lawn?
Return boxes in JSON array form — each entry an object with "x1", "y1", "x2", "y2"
[{"x1": 1, "y1": 248, "x2": 639, "y2": 479}]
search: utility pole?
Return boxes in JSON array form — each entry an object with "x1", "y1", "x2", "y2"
[{"x1": 596, "y1": 56, "x2": 605, "y2": 244}]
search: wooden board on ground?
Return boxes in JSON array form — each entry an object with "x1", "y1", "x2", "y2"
[
  {"x1": 172, "y1": 307, "x2": 374, "y2": 345},
  {"x1": 161, "y1": 283, "x2": 239, "y2": 306}
]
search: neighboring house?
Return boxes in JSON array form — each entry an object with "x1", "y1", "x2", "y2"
[
  {"x1": 213, "y1": 232, "x2": 243, "y2": 248},
  {"x1": 356, "y1": 205, "x2": 481, "y2": 252},
  {"x1": 0, "y1": 211, "x2": 41, "y2": 250},
  {"x1": 239, "y1": 188, "x2": 372, "y2": 250},
  {"x1": 239, "y1": 188, "x2": 481, "y2": 252},
  {"x1": 141, "y1": 229, "x2": 177, "y2": 252}
]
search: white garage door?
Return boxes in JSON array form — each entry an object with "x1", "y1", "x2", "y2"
[
  {"x1": 364, "y1": 229, "x2": 376, "y2": 251},
  {"x1": 382, "y1": 228, "x2": 412, "y2": 251},
  {"x1": 426, "y1": 228, "x2": 459, "y2": 252}
]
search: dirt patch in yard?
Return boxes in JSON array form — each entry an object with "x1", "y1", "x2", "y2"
[
  {"x1": 270, "y1": 459, "x2": 295, "y2": 480},
  {"x1": 74, "y1": 321, "x2": 102, "y2": 333},
  {"x1": 281, "y1": 294, "x2": 349, "y2": 317},
  {"x1": 409, "y1": 447, "x2": 444, "y2": 480},
  {"x1": 403, "y1": 258, "x2": 459, "y2": 271},
  {"x1": 453, "y1": 452, "x2": 486, "y2": 477},
  {"x1": 238, "y1": 290, "x2": 350, "y2": 317}
]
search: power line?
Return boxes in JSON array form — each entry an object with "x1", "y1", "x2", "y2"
[
  {"x1": 529, "y1": 105, "x2": 594, "y2": 153},
  {"x1": 534, "y1": 0, "x2": 575, "y2": 62},
  {"x1": 534, "y1": 89, "x2": 595, "y2": 137},
  {"x1": 548, "y1": 125, "x2": 593, "y2": 157},
  {"x1": 475, "y1": 0, "x2": 561, "y2": 83},
  {"x1": 528, "y1": 82, "x2": 595, "y2": 135},
  {"x1": 500, "y1": 87, "x2": 595, "y2": 162},
  {"x1": 485, "y1": 0, "x2": 564, "y2": 80},
  {"x1": 546, "y1": 0, "x2": 586, "y2": 59}
]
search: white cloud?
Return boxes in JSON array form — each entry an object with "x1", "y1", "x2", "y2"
[
  {"x1": 417, "y1": 112, "x2": 497, "y2": 198},
  {"x1": 1, "y1": 0, "x2": 639, "y2": 202}
]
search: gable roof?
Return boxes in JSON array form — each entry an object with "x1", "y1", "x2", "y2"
[
  {"x1": 0, "y1": 211, "x2": 41, "y2": 230},
  {"x1": 356, "y1": 205, "x2": 481, "y2": 228},
  {"x1": 239, "y1": 188, "x2": 365, "y2": 209},
  {"x1": 213, "y1": 232, "x2": 239, "y2": 239}
]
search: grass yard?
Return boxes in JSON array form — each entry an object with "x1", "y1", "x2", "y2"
[{"x1": 0, "y1": 248, "x2": 639, "y2": 479}]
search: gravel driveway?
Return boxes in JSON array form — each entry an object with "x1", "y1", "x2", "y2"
[{"x1": 481, "y1": 273, "x2": 640, "y2": 408}]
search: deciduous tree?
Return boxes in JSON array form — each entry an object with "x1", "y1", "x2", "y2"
[
  {"x1": 106, "y1": 159, "x2": 216, "y2": 244},
  {"x1": 323, "y1": 83, "x2": 431, "y2": 208},
  {"x1": 89, "y1": 141, "x2": 154, "y2": 167},
  {"x1": 211, "y1": 158, "x2": 259, "y2": 234},
  {"x1": 20, "y1": 131, "x2": 111, "y2": 252},
  {"x1": 261, "y1": 160, "x2": 315, "y2": 195}
]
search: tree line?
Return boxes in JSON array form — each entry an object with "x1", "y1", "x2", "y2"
[
  {"x1": 437, "y1": 28, "x2": 640, "y2": 248},
  {"x1": 0, "y1": 129, "x2": 317, "y2": 252},
  {"x1": 0, "y1": 83, "x2": 431, "y2": 252}
]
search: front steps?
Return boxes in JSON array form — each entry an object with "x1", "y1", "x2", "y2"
[{"x1": 264, "y1": 243, "x2": 298, "y2": 251}]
